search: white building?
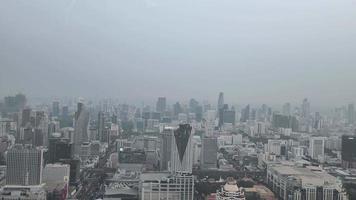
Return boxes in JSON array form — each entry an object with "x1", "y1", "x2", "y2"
[{"x1": 309, "y1": 137, "x2": 326, "y2": 162}]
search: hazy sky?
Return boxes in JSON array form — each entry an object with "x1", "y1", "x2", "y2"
[{"x1": 0, "y1": 0, "x2": 355, "y2": 106}]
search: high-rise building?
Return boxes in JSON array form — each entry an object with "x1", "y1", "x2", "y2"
[
  {"x1": 170, "y1": 124, "x2": 193, "y2": 173},
  {"x1": 240, "y1": 105, "x2": 250, "y2": 122},
  {"x1": 6, "y1": 145, "x2": 44, "y2": 186},
  {"x1": 282, "y1": 102, "x2": 291, "y2": 116},
  {"x1": 218, "y1": 92, "x2": 224, "y2": 110},
  {"x1": 48, "y1": 138, "x2": 72, "y2": 163},
  {"x1": 156, "y1": 97, "x2": 166, "y2": 113},
  {"x1": 21, "y1": 107, "x2": 32, "y2": 127},
  {"x1": 309, "y1": 137, "x2": 325, "y2": 162},
  {"x1": 341, "y1": 135, "x2": 356, "y2": 168},
  {"x1": 52, "y1": 101, "x2": 60, "y2": 117},
  {"x1": 97, "y1": 111, "x2": 105, "y2": 141},
  {"x1": 160, "y1": 127, "x2": 174, "y2": 171},
  {"x1": 201, "y1": 136, "x2": 217, "y2": 169},
  {"x1": 73, "y1": 101, "x2": 89, "y2": 157},
  {"x1": 301, "y1": 98, "x2": 310, "y2": 118},
  {"x1": 347, "y1": 103, "x2": 355, "y2": 125}
]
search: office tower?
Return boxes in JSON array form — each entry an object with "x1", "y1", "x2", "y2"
[
  {"x1": 73, "y1": 101, "x2": 89, "y2": 157},
  {"x1": 240, "y1": 105, "x2": 250, "y2": 122},
  {"x1": 52, "y1": 101, "x2": 60, "y2": 117},
  {"x1": 301, "y1": 98, "x2": 310, "y2": 118},
  {"x1": 170, "y1": 124, "x2": 193, "y2": 173},
  {"x1": 216, "y1": 177, "x2": 246, "y2": 200},
  {"x1": 61, "y1": 106, "x2": 69, "y2": 118},
  {"x1": 156, "y1": 97, "x2": 166, "y2": 113},
  {"x1": 218, "y1": 104, "x2": 227, "y2": 127},
  {"x1": 347, "y1": 103, "x2": 355, "y2": 125},
  {"x1": 6, "y1": 145, "x2": 44, "y2": 185},
  {"x1": 34, "y1": 111, "x2": 48, "y2": 146},
  {"x1": 189, "y1": 98, "x2": 203, "y2": 122},
  {"x1": 282, "y1": 102, "x2": 291, "y2": 116},
  {"x1": 309, "y1": 137, "x2": 325, "y2": 162},
  {"x1": 48, "y1": 138, "x2": 72, "y2": 163},
  {"x1": 218, "y1": 92, "x2": 224, "y2": 110},
  {"x1": 219, "y1": 104, "x2": 235, "y2": 127},
  {"x1": 97, "y1": 111, "x2": 105, "y2": 141},
  {"x1": 223, "y1": 109, "x2": 236, "y2": 125},
  {"x1": 1, "y1": 93, "x2": 26, "y2": 115},
  {"x1": 160, "y1": 127, "x2": 174, "y2": 171},
  {"x1": 201, "y1": 136, "x2": 217, "y2": 169},
  {"x1": 21, "y1": 107, "x2": 32, "y2": 127},
  {"x1": 173, "y1": 102, "x2": 182, "y2": 117},
  {"x1": 205, "y1": 110, "x2": 216, "y2": 136},
  {"x1": 342, "y1": 135, "x2": 356, "y2": 168}
]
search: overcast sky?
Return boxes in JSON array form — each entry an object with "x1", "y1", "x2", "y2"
[{"x1": 0, "y1": 0, "x2": 355, "y2": 106}]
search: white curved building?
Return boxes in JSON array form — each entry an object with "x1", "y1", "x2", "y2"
[{"x1": 216, "y1": 177, "x2": 246, "y2": 200}]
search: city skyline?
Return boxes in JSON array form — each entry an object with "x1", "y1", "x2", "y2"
[{"x1": 1, "y1": 0, "x2": 356, "y2": 106}]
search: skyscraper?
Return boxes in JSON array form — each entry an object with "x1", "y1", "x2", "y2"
[
  {"x1": 282, "y1": 102, "x2": 291, "y2": 116},
  {"x1": 218, "y1": 92, "x2": 224, "y2": 109},
  {"x1": 341, "y1": 135, "x2": 356, "y2": 168},
  {"x1": 347, "y1": 103, "x2": 355, "y2": 125},
  {"x1": 240, "y1": 105, "x2": 250, "y2": 123},
  {"x1": 201, "y1": 136, "x2": 217, "y2": 169},
  {"x1": 6, "y1": 145, "x2": 44, "y2": 186},
  {"x1": 170, "y1": 124, "x2": 193, "y2": 173},
  {"x1": 156, "y1": 97, "x2": 166, "y2": 113},
  {"x1": 97, "y1": 111, "x2": 105, "y2": 141},
  {"x1": 160, "y1": 127, "x2": 174, "y2": 171},
  {"x1": 52, "y1": 101, "x2": 60, "y2": 117},
  {"x1": 73, "y1": 101, "x2": 89, "y2": 157},
  {"x1": 301, "y1": 98, "x2": 310, "y2": 118}
]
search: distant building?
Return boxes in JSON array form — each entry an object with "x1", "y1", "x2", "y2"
[
  {"x1": 156, "y1": 97, "x2": 166, "y2": 113},
  {"x1": 52, "y1": 101, "x2": 60, "y2": 117},
  {"x1": 6, "y1": 145, "x2": 44, "y2": 186},
  {"x1": 347, "y1": 103, "x2": 355, "y2": 125},
  {"x1": 73, "y1": 101, "x2": 89, "y2": 157}
]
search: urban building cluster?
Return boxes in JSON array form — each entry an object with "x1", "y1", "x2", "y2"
[{"x1": 0, "y1": 92, "x2": 355, "y2": 199}]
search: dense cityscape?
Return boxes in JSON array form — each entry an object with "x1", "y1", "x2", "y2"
[{"x1": 0, "y1": 93, "x2": 355, "y2": 200}]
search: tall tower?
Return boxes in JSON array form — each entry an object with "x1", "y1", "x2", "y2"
[
  {"x1": 156, "y1": 97, "x2": 167, "y2": 113},
  {"x1": 52, "y1": 101, "x2": 60, "y2": 117},
  {"x1": 73, "y1": 101, "x2": 89, "y2": 157},
  {"x1": 6, "y1": 145, "x2": 44, "y2": 185},
  {"x1": 97, "y1": 111, "x2": 105, "y2": 141},
  {"x1": 348, "y1": 103, "x2": 355, "y2": 125},
  {"x1": 301, "y1": 98, "x2": 310, "y2": 118},
  {"x1": 170, "y1": 124, "x2": 193, "y2": 173},
  {"x1": 218, "y1": 92, "x2": 224, "y2": 110},
  {"x1": 160, "y1": 127, "x2": 174, "y2": 171}
]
